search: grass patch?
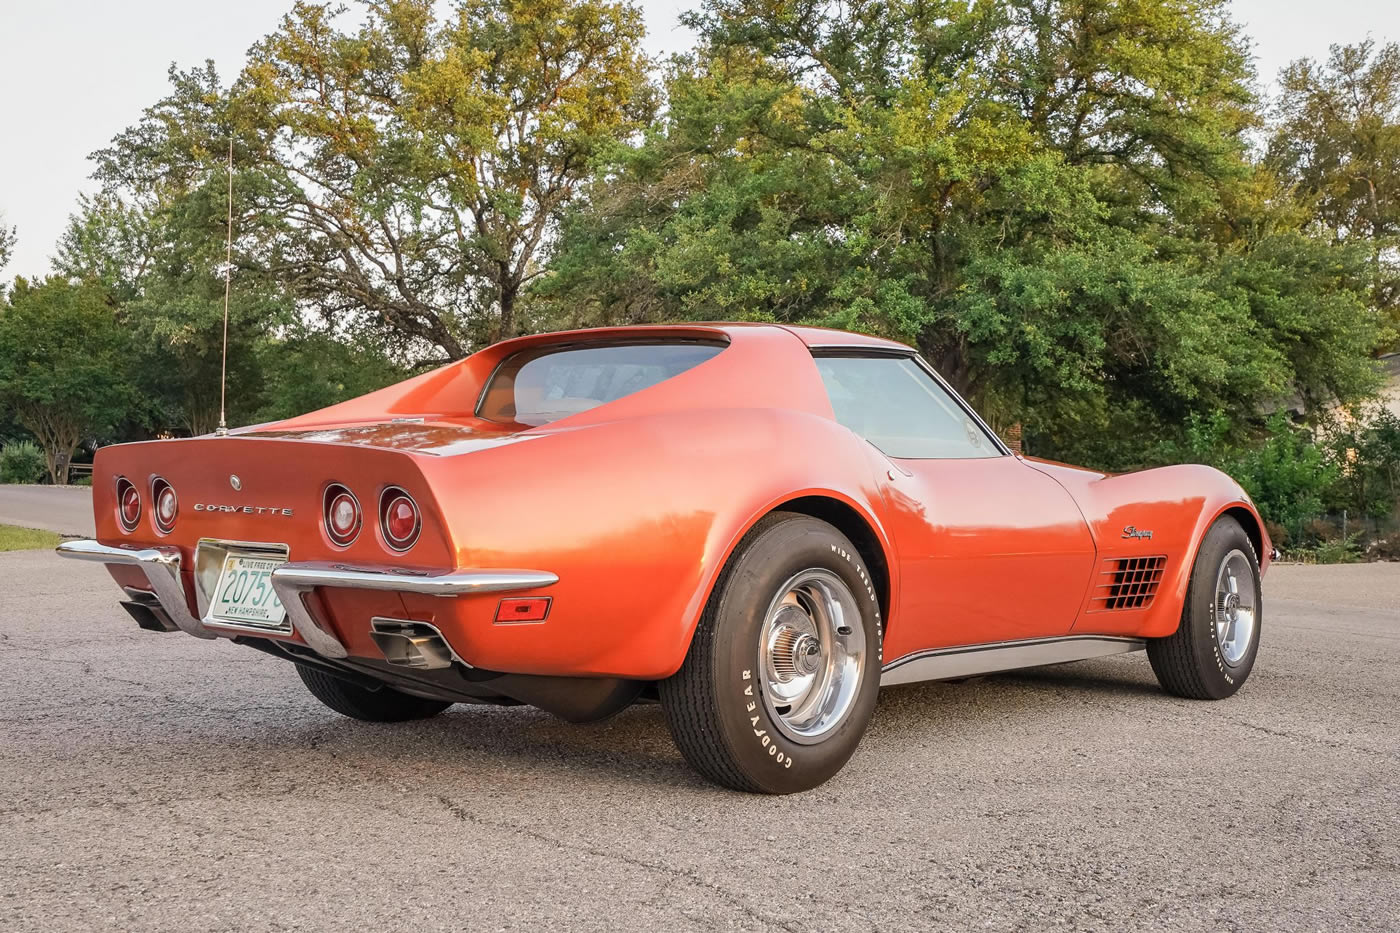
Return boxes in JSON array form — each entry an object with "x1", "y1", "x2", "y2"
[{"x1": 0, "y1": 524, "x2": 61, "y2": 552}]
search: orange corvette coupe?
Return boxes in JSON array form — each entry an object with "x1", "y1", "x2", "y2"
[{"x1": 59, "y1": 324, "x2": 1271, "y2": 793}]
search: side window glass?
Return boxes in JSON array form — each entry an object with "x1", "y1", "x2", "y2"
[{"x1": 813, "y1": 355, "x2": 1001, "y2": 459}]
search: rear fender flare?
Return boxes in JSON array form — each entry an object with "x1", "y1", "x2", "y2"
[{"x1": 679, "y1": 487, "x2": 898, "y2": 667}]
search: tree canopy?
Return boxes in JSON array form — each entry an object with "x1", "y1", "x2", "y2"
[
  {"x1": 233, "y1": 0, "x2": 654, "y2": 358},
  {"x1": 3, "y1": 0, "x2": 1400, "y2": 517},
  {"x1": 541, "y1": 0, "x2": 1386, "y2": 462},
  {"x1": 90, "y1": 0, "x2": 653, "y2": 362},
  {"x1": 0, "y1": 277, "x2": 140, "y2": 482},
  {"x1": 0, "y1": 216, "x2": 14, "y2": 301},
  {"x1": 1268, "y1": 40, "x2": 1400, "y2": 335}
]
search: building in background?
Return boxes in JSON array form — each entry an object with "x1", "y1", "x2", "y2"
[{"x1": 1380, "y1": 354, "x2": 1400, "y2": 419}]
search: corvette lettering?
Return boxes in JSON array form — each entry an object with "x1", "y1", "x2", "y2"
[{"x1": 193, "y1": 504, "x2": 295, "y2": 516}]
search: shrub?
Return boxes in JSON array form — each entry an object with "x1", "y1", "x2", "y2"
[
  {"x1": 0, "y1": 440, "x2": 46, "y2": 484},
  {"x1": 1159, "y1": 412, "x2": 1339, "y2": 539},
  {"x1": 1323, "y1": 407, "x2": 1400, "y2": 519},
  {"x1": 1307, "y1": 534, "x2": 1363, "y2": 564},
  {"x1": 1231, "y1": 414, "x2": 1339, "y2": 536}
]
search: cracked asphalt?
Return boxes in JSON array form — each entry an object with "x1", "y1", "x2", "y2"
[{"x1": 1, "y1": 549, "x2": 1397, "y2": 932}]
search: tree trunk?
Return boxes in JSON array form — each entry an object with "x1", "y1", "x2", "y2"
[
  {"x1": 17, "y1": 404, "x2": 81, "y2": 485},
  {"x1": 496, "y1": 273, "x2": 518, "y2": 344},
  {"x1": 927, "y1": 340, "x2": 973, "y2": 397}
]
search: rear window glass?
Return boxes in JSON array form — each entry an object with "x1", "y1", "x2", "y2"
[{"x1": 477, "y1": 341, "x2": 725, "y2": 426}]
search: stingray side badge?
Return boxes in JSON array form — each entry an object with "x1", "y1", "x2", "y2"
[{"x1": 1122, "y1": 525, "x2": 1154, "y2": 540}]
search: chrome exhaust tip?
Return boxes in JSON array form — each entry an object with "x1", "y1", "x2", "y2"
[
  {"x1": 120, "y1": 588, "x2": 179, "y2": 633},
  {"x1": 369, "y1": 618, "x2": 457, "y2": 670}
]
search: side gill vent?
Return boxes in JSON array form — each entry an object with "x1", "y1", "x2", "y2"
[{"x1": 1092, "y1": 556, "x2": 1166, "y2": 611}]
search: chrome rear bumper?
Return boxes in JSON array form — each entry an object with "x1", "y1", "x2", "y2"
[
  {"x1": 57, "y1": 540, "x2": 558, "y2": 661},
  {"x1": 57, "y1": 540, "x2": 217, "y2": 639},
  {"x1": 270, "y1": 562, "x2": 558, "y2": 659}
]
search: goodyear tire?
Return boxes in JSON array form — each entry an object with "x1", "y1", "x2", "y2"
[
  {"x1": 1148, "y1": 515, "x2": 1262, "y2": 700},
  {"x1": 660, "y1": 513, "x2": 882, "y2": 793},
  {"x1": 296, "y1": 664, "x2": 453, "y2": 722}
]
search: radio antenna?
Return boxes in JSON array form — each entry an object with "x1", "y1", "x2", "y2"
[{"x1": 216, "y1": 134, "x2": 233, "y2": 437}]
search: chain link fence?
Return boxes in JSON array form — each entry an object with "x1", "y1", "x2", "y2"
[{"x1": 1272, "y1": 511, "x2": 1400, "y2": 563}]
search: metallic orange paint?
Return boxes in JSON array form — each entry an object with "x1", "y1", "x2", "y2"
[
  {"x1": 877, "y1": 456, "x2": 1097, "y2": 656},
  {"x1": 84, "y1": 323, "x2": 1270, "y2": 682}
]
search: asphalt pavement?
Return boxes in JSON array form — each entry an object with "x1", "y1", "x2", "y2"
[
  {"x1": 1, "y1": 549, "x2": 1396, "y2": 932},
  {"x1": 0, "y1": 485, "x2": 95, "y2": 537}
]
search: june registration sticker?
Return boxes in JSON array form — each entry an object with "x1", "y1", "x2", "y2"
[{"x1": 209, "y1": 554, "x2": 287, "y2": 626}]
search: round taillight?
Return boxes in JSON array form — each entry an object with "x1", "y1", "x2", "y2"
[
  {"x1": 323, "y1": 485, "x2": 361, "y2": 546},
  {"x1": 152, "y1": 479, "x2": 177, "y2": 533},
  {"x1": 116, "y1": 479, "x2": 140, "y2": 532},
  {"x1": 380, "y1": 488, "x2": 420, "y2": 551}
]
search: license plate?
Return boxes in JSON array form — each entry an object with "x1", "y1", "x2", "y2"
[{"x1": 209, "y1": 553, "x2": 287, "y2": 626}]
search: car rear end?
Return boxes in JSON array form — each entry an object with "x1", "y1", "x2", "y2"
[
  {"x1": 55, "y1": 324, "x2": 834, "y2": 720},
  {"x1": 63, "y1": 432, "x2": 557, "y2": 671}
]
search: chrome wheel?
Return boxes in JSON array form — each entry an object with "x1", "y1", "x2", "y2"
[
  {"x1": 758, "y1": 568, "x2": 867, "y2": 744},
  {"x1": 1214, "y1": 549, "x2": 1257, "y2": 667}
]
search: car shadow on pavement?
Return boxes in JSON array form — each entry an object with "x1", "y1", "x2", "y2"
[
  {"x1": 232, "y1": 657, "x2": 1170, "y2": 793},
  {"x1": 986, "y1": 661, "x2": 1167, "y2": 697},
  {"x1": 266, "y1": 700, "x2": 722, "y2": 793},
  {"x1": 875, "y1": 656, "x2": 1166, "y2": 708}
]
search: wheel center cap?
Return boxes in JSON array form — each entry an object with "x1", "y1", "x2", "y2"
[
  {"x1": 1220, "y1": 591, "x2": 1243, "y2": 622},
  {"x1": 791, "y1": 633, "x2": 822, "y2": 676}
]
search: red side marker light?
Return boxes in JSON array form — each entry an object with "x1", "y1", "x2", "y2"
[{"x1": 495, "y1": 597, "x2": 551, "y2": 623}]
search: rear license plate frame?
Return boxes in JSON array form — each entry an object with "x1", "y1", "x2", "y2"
[{"x1": 206, "y1": 551, "x2": 289, "y2": 628}]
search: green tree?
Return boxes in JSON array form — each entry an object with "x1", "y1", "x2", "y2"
[
  {"x1": 60, "y1": 164, "x2": 286, "y2": 435},
  {"x1": 55, "y1": 194, "x2": 158, "y2": 303},
  {"x1": 0, "y1": 278, "x2": 139, "y2": 483},
  {"x1": 0, "y1": 216, "x2": 19, "y2": 443},
  {"x1": 1269, "y1": 40, "x2": 1400, "y2": 340},
  {"x1": 0, "y1": 440, "x2": 47, "y2": 485},
  {"x1": 59, "y1": 194, "x2": 407, "y2": 432},
  {"x1": 0, "y1": 215, "x2": 15, "y2": 301},
  {"x1": 1230, "y1": 415, "x2": 1339, "y2": 537},
  {"x1": 544, "y1": 0, "x2": 1381, "y2": 463},
  {"x1": 1145, "y1": 412, "x2": 1336, "y2": 539},
  {"x1": 254, "y1": 331, "x2": 409, "y2": 422},
  {"x1": 221, "y1": 0, "x2": 653, "y2": 357},
  {"x1": 1324, "y1": 407, "x2": 1400, "y2": 520}
]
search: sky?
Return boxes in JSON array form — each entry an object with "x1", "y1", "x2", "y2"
[{"x1": 1, "y1": 0, "x2": 1397, "y2": 283}]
